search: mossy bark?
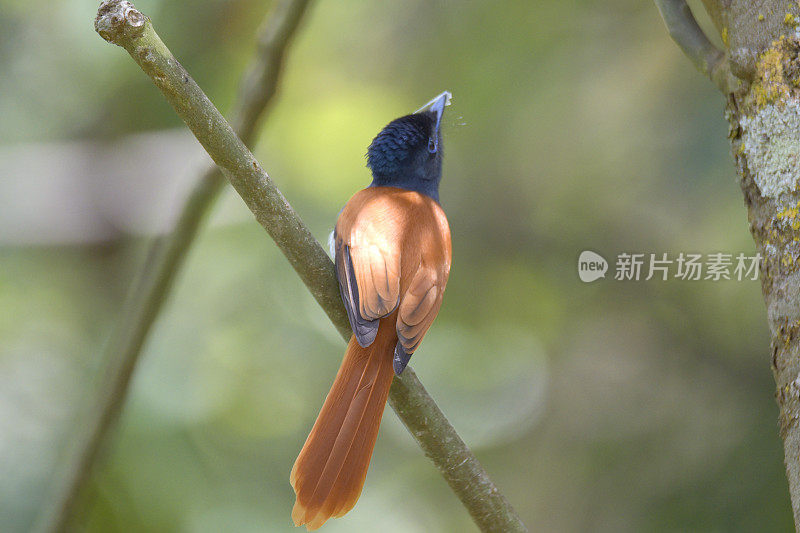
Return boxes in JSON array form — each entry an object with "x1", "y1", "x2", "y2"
[
  {"x1": 714, "y1": 3, "x2": 800, "y2": 527},
  {"x1": 658, "y1": 0, "x2": 800, "y2": 527}
]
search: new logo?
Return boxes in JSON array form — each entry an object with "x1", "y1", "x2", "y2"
[{"x1": 578, "y1": 250, "x2": 608, "y2": 282}]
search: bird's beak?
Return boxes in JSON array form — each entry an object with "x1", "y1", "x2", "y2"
[{"x1": 414, "y1": 91, "x2": 452, "y2": 133}]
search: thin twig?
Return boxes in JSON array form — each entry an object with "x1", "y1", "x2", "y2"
[
  {"x1": 90, "y1": 1, "x2": 528, "y2": 531},
  {"x1": 35, "y1": 1, "x2": 312, "y2": 531},
  {"x1": 654, "y1": 0, "x2": 737, "y2": 93}
]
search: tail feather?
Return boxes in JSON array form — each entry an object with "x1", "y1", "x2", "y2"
[
  {"x1": 328, "y1": 352, "x2": 394, "y2": 520},
  {"x1": 303, "y1": 351, "x2": 381, "y2": 519},
  {"x1": 291, "y1": 321, "x2": 396, "y2": 530},
  {"x1": 289, "y1": 345, "x2": 366, "y2": 493}
]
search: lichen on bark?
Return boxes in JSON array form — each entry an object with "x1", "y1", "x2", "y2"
[
  {"x1": 739, "y1": 38, "x2": 800, "y2": 200},
  {"x1": 727, "y1": 27, "x2": 800, "y2": 526}
]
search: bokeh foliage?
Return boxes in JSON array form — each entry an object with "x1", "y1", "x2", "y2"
[{"x1": 0, "y1": 0, "x2": 792, "y2": 531}]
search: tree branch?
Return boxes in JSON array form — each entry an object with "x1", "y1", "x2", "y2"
[
  {"x1": 36, "y1": 1, "x2": 312, "y2": 531},
  {"x1": 654, "y1": 0, "x2": 737, "y2": 93},
  {"x1": 88, "y1": 1, "x2": 527, "y2": 531}
]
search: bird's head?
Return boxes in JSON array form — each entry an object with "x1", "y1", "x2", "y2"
[{"x1": 366, "y1": 91, "x2": 451, "y2": 201}]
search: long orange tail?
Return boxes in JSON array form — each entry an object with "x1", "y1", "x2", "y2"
[{"x1": 290, "y1": 319, "x2": 396, "y2": 530}]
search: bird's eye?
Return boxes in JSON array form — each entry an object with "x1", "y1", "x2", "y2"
[{"x1": 427, "y1": 137, "x2": 437, "y2": 153}]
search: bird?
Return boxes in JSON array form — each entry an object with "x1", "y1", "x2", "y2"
[{"x1": 290, "y1": 92, "x2": 453, "y2": 530}]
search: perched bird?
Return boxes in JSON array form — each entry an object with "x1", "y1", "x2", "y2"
[{"x1": 290, "y1": 92, "x2": 453, "y2": 530}]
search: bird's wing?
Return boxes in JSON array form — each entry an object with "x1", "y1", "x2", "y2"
[
  {"x1": 334, "y1": 200, "x2": 402, "y2": 347},
  {"x1": 395, "y1": 266, "x2": 445, "y2": 354},
  {"x1": 396, "y1": 198, "x2": 450, "y2": 356}
]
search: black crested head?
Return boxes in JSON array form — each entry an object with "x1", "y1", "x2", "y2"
[
  {"x1": 366, "y1": 92, "x2": 450, "y2": 202},
  {"x1": 367, "y1": 113, "x2": 441, "y2": 186}
]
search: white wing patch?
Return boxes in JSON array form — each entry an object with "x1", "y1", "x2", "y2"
[{"x1": 328, "y1": 229, "x2": 336, "y2": 258}]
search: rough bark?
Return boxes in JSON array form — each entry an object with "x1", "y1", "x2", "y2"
[{"x1": 658, "y1": 0, "x2": 800, "y2": 528}]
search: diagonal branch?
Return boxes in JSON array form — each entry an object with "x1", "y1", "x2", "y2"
[
  {"x1": 35, "y1": 1, "x2": 312, "y2": 531},
  {"x1": 654, "y1": 0, "x2": 737, "y2": 93},
  {"x1": 89, "y1": 1, "x2": 528, "y2": 531}
]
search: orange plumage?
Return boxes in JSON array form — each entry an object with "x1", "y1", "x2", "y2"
[{"x1": 290, "y1": 187, "x2": 451, "y2": 529}]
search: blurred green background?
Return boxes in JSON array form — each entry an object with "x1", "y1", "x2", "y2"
[{"x1": 0, "y1": 0, "x2": 792, "y2": 531}]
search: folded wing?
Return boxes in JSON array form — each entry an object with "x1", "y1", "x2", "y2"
[
  {"x1": 334, "y1": 200, "x2": 402, "y2": 347},
  {"x1": 396, "y1": 266, "x2": 444, "y2": 354},
  {"x1": 335, "y1": 188, "x2": 450, "y2": 365}
]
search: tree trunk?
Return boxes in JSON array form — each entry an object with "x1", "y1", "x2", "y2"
[{"x1": 667, "y1": 0, "x2": 800, "y2": 527}]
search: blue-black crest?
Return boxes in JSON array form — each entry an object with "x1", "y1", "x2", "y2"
[{"x1": 366, "y1": 92, "x2": 450, "y2": 202}]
